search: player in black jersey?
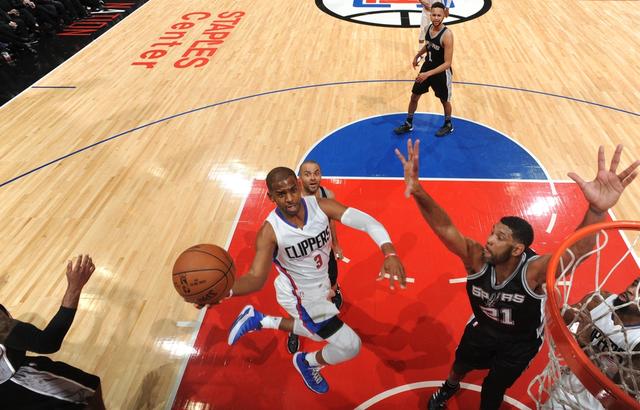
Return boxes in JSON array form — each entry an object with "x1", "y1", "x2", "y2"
[
  {"x1": 298, "y1": 160, "x2": 344, "y2": 305},
  {"x1": 394, "y1": 2, "x2": 454, "y2": 138},
  {"x1": 0, "y1": 255, "x2": 105, "y2": 409},
  {"x1": 395, "y1": 139, "x2": 640, "y2": 410}
]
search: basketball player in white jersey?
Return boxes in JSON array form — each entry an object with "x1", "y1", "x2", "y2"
[
  {"x1": 543, "y1": 277, "x2": 640, "y2": 409},
  {"x1": 285, "y1": 160, "x2": 344, "y2": 354},
  {"x1": 417, "y1": 0, "x2": 451, "y2": 54},
  {"x1": 224, "y1": 167, "x2": 406, "y2": 394}
]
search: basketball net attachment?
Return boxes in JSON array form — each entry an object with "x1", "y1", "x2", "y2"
[{"x1": 528, "y1": 221, "x2": 640, "y2": 410}]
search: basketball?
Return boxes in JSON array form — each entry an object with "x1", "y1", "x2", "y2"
[{"x1": 172, "y1": 244, "x2": 235, "y2": 305}]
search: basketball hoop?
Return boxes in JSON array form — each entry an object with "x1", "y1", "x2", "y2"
[{"x1": 528, "y1": 221, "x2": 640, "y2": 410}]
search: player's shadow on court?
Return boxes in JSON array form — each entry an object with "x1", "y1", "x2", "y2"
[
  {"x1": 339, "y1": 231, "x2": 468, "y2": 388},
  {"x1": 129, "y1": 363, "x2": 173, "y2": 410},
  {"x1": 348, "y1": 300, "x2": 454, "y2": 373}
]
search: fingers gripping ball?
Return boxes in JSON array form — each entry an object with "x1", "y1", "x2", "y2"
[{"x1": 172, "y1": 244, "x2": 235, "y2": 305}]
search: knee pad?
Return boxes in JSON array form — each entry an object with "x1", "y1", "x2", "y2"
[{"x1": 322, "y1": 325, "x2": 361, "y2": 365}]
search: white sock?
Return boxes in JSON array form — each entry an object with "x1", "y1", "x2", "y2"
[
  {"x1": 305, "y1": 351, "x2": 321, "y2": 367},
  {"x1": 259, "y1": 315, "x2": 282, "y2": 329}
]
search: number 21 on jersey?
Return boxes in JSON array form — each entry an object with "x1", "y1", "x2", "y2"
[{"x1": 480, "y1": 306, "x2": 515, "y2": 325}]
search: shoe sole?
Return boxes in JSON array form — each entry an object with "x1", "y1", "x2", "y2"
[
  {"x1": 292, "y1": 353, "x2": 328, "y2": 394},
  {"x1": 228, "y1": 305, "x2": 254, "y2": 345}
]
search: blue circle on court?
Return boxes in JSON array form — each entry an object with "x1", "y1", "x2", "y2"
[{"x1": 304, "y1": 113, "x2": 547, "y2": 180}]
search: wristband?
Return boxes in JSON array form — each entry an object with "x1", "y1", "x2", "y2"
[{"x1": 384, "y1": 253, "x2": 397, "y2": 259}]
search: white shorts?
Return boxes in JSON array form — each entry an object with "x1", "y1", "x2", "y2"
[
  {"x1": 274, "y1": 274, "x2": 339, "y2": 336},
  {"x1": 419, "y1": 10, "x2": 430, "y2": 42}
]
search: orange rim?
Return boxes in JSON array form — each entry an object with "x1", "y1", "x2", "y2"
[{"x1": 546, "y1": 220, "x2": 640, "y2": 410}]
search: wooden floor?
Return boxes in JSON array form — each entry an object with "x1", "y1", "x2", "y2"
[{"x1": 0, "y1": 1, "x2": 638, "y2": 408}]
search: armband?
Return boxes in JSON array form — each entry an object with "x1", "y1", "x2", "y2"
[{"x1": 341, "y1": 208, "x2": 391, "y2": 248}]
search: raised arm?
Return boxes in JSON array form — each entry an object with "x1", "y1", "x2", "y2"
[
  {"x1": 395, "y1": 139, "x2": 483, "y2": 270},
  {"x1": 3, "y1": 255, "x2": 95, "y2": 354},
  {"x1": 231, "y1": 222, "x2": 278, "y2": 296},
  {"x1": 528, "y1": 145, "x2": 640, "y2": 288}
]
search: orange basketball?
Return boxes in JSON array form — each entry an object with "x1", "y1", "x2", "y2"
[{"x1": 172, "y1": 244, "x2": 235, "y2": 305}]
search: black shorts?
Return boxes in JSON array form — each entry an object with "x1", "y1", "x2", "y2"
[
  {"x1": 0, "y1": 356, "x2": 100, "y2": 409},
  {"x1": 453, "y1": 319, "x2": 542, "y2": 387},
  {"x1": 328, "y1": 249, "x2": 339, "y2": 286},
  {"x1": 411, "y1": 65, "x2": 452, "y2": 101}
]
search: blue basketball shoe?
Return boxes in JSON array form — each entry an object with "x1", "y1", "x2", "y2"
[
  {"x1": 292, "y1": 352, "x2": 329, "y2": 394},
  {"x1": 228, "y1": 305, "x2": 264, "y2": 345}
]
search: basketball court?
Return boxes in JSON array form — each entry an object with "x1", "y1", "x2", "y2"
[{"x1": 0, "y1": 1, "x2": 639, "y2": 409}]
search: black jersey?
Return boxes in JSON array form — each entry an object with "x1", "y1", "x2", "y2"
[
  {"x1": 466, "y1": 249, "x2": 545, "y2": 340},
  {"x1": 423, "y1": 24, "x2": 448, "y2": 70}
]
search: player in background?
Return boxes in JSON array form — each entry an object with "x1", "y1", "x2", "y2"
[
  {"x1": 395, "y1": 3, "x2": 455, "y2": 138},
  {"x1": 285, "y1": 160, "x2": 345, "y2": 354},
  {"x1": 417, "y1": 0, "x2": 451, "y2": 56}
]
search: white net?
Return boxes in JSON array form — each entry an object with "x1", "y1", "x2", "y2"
[{"x1": 528, "y1": 225, "x2": 640, "y2": 409}]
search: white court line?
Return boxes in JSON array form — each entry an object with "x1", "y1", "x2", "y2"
[
  {"x1": 382, "y1": 273, "x2": 415, "y2": 283},
  {"x1": 297, "y1": 112, "x2": 562, "y2": 239},
  {"x1": 545, "y1": 212, "x2": 558, "y2": 233},
  {"x1": 449, "y1": 277, "x2": 467, "y2": 284},
  {"x1": 164, "y1": 188, "x2": 251, "y2": 410},
  {"x1": 175, "y1": 321, "x2": 197, "y2": 328},
  {"x1": 608, "y1": 209, "x2": 640, "y2": 268},
  {"x1": 354, "y1": 380, "x2": 531, "y2": 410},
  {"x1": 341, "y1": 256, "x2": 351, "y2": 263}
]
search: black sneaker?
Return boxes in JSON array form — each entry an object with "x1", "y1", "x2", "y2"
[
  {"x1": 287, "y1": 332, "x2": 299, "y2": 354},
  {"x1": 331, "y1": 286, "x2": 343, "y2": 310},
  {"x1": 427, "y1": 381, "x2": 460, "y2": 409},
  {"x1": 394, "y1": 122, "x2": 413, "y2": 135},
  {"x1": 435, "y1": 122, "x2": 453, "y2": 137}
]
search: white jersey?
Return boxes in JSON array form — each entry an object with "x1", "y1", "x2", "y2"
[
  {"x1": 266, "y1": 196, "x2": 332, "y2": 291},
  {"x1": 589, "y1": 294, "x2": 640, "y2": 352},
  {"x1": 543, "y1": 294, "x2": 640, "y2": 409}
]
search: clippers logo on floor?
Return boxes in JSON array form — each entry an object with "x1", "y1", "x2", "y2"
[{"x1": 315, "y1": 0, "x2": 491, "y2": 28}]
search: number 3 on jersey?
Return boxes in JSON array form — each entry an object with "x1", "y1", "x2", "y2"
[{"x1": 313, "y1": 254, "x2": 323, "y2": 269}]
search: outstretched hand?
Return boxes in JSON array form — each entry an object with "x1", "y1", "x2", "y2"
[
  {"x1": 193, "y1": 289, "x2": 232, "y2": 310},
  {"x1": 568, "y1": 145, "x2": 640, "y2": 213},
  {"x1": 62, "y1": 254, "x2": 96, "y2": 308},
  {"x1": 376, "y1": 255, "x2": 407, "y2": 290},
  {"x1": 66, "y1": 254, "x2": 95, "y2": 292},
  {"x1": 394, "y1": 138, "x2": 422, "y2": 198}
]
